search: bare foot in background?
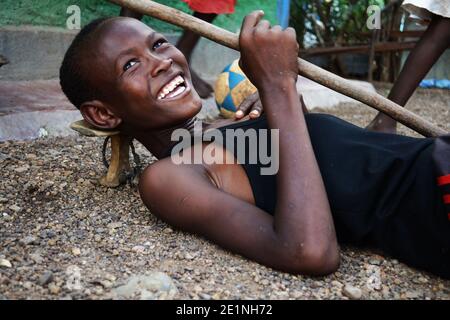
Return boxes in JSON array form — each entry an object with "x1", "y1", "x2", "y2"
[
  {"x1": 366, "y1": 113, "x2": 397, "y2": 134},
  {"x1": 190, "y1": 69, "x2": 213, "y2": 98}
]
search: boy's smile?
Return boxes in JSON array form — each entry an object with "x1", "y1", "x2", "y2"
[{"x1": 157, "y1": 74, "x2": 188, "y2": 100}]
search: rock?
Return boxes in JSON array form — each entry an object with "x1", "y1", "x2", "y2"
[
  {"x1": 185, "y1": 253, "x2": 195, "y2": 260},
  {"x1": 9, "y1": 205, "x2": 21, "y2": 213},
  {"x1": 163, "y1": 227, "x2": 173, "y2": 234},
  {"x1": 311, "y1": 281, "x2": 323, "y2": 288},
  {"x1": 212, "y1": 292, "x2": 222, "y2": 300},
  {"x1": 48, "y1": 283, "x2": 61, "y2": 295},
  {"x1": 199, "y1": 293, "x2": 211, "y2": 300},
  {"x1": 413, "y1": 276, "x2": 428, "y2": 284},
  {"x1": 0, "y1": 152, "x2": 8, "y2": 162},
  {"x1": 71, "y1": 247, "x2": 81, "y2": 256},
  {"x1": 93, "y1": 279, "x2": 114, "y2": 289},
  {"x1": 65, "y1": 265, "x2": 83, "y2": 291},
  {"x1": 19, "y1": 235, "x2": 38, "y2": 246},
  {"x1": 132, "y1": 245, "x2": 146, "y2": 254},
  {"x1": 369, "y1": 258, "x2": 382, "y2": 266},
  {"x1": 107, "y1": 222, "x2": 122, "y2": 229},
  {"x1": 38, "y1": 271, "x2": 54, "y2": 286},
  {"x1": 290, "y1": 290, "x2": 303, "y2": 299},
  {"x1": 94, "y1": 287, "x2": 104, "y2": 295},
  {"x1": 104, "y1": 273, "x2": 117, "y2": 282},
  {"x1": 193, "y1": 285, "x2": 203, "y2": 293},
  {"x1": 112, "y1": 272, "x2": 178, "y2": 300},
  {"x1": 0, "y1": 197, "x2": 8, "y2": 203},
  {"x1": 40, "y1": 229, "x2": 56, "y2": 239},
  {"x1": 331, "y1": 280, "x2": 343, "y2": 287},
  {"x1": 342, "y1": 284, "x2": 362, "y2": 300},
  {"x1": 0, "y1": 259, "x2": 12, "y2": 268},
  {"x1": 14, "y1": 165, "x2": 29, "y2": 173},
  {"x1": 261, "y1": 279, "x2": 269, "y2": 286},
  {"x1": 23, "y1": 281, "x2": 33, "y2": 290},
  {"x1": 405, "y1": 291, "x2": 421, "y2": 299},
  {"x1": 29, "y1": 253, "x2": 44, "y2": 264}
]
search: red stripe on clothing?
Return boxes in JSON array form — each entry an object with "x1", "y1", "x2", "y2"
[
  {"x1": 437, "y1": 174, "x2": 450, "y2": 186},
  {"x1": 444, "y1": 194, "x2": 450, "y2": 204}
]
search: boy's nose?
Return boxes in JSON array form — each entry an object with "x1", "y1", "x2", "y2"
[{"x1": 151, "y1": 57, "x2": 173, "y2": 77}]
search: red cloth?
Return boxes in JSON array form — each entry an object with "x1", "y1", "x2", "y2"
[{"x1": 182, "y1": 0, "x2": 236, "y2": 14}]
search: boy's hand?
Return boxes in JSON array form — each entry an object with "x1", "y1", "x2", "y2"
[
  {"x1": 238, "y1": 11, "x2": 299, "y2": 91},
  {"x1": 234, "y1": 91, "x2": 309, "y2": 121},
  {"x1": 235, "y1": 92, "x2": 262, "y2": 120}
]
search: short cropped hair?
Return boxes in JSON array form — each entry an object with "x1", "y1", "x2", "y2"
[{"x1": 60, "y1": 17, "x2": 114, "y2": 109}]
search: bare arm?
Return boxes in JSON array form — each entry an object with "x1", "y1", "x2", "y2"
[
  {"x1": 238, "y1": 11, "x2": 338, "y2": 270},
  {"x1": 139, "y1": 157, "x2": 337, "y2": 275}
]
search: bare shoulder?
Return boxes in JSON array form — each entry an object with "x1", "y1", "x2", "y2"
[{"x1": 138, "y1": 157, "x2": 206, "y2": 200}]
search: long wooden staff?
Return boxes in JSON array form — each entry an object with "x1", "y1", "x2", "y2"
[{"x1": 109, "y1": 0, "x2": 447, "y2": 137}]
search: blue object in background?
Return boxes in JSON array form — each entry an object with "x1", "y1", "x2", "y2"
[
  {"x1": 277, "y1": 0, "x2": 290, "y2": 28},
  {"x1": 419, "y1": 79, "x2": 450, "y2": 89}
]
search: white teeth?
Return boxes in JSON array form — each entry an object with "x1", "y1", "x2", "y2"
[{"x1": 157, "y1": 75, "x2": 185, "y2": 100}]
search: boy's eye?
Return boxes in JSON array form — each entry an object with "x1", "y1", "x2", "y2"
[
  {"x1": 123, "y1": 59, "x2": 138, "y2": 71},
  {"x1": 153, "y1": 38, "x2": 167, "y2": 50}
]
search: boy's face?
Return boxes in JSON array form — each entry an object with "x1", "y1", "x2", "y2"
[{"x1": 86, "y1": 18, "x2": 202, "y2": 131}]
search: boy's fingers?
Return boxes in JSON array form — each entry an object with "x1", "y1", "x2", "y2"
[
  {"x1": 240, "y1": 10, "x2": 265, "y2": 36},
  {"x1": 236, "y1": 92, "x2": 259, "y2": 118},
  {"x1": 249, "y1": 100, "x2": 263, "y2": 118},
  {"x1": 255, "y1": 19, "x2": 271, "y2": 31},
  {"x1": 271, "y1": 25, "x2": 282, "y2": 32}
]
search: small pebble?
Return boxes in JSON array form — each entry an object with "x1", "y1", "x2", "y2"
[
  {"x1": 342, "y1": 284, "x2": 362, "y2": 300},
  {"x1": 48, "y1": 283, "x2": 61, "y2": 295},
  {"x1": 163, "y1": 227, "x2": 173, "y2": 234},
  {"x1": 132, "y1": 245, "x2": 145, "y2": 254},
  {"x1": 38, "y1": 271, "x2": 54, "y2": 286},
  {"x1": 9, "y1": 205, "x2": 21, "y2": 213},
  {"x1": 405, "y1": 291, "x2": 421, "y2": 299},
  {"x1": 19, "y1": 236, "x2": 37, "y2": 246},
  {"x1": 199, "y1": 293, "x2": 211, "y2": 300},
  {"x1": 0, "y1": 259, "x2": 12, "y2": 268}
]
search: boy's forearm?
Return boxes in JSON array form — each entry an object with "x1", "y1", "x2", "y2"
[{"x1": 259, "y1": 81, "x2": 337, "y2": 254}]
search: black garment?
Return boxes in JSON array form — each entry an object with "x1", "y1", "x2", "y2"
[{"x1": 168, "y1": 113, "x2": 450, "y2": 278}]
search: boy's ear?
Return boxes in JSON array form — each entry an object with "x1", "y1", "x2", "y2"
[{"x1": 80, "y1": 100, "x2": 122, "y2": 129}]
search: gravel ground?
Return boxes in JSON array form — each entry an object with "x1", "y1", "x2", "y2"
[{"x1": 0, "y1": 85, "x2": 449, "y2": 300}]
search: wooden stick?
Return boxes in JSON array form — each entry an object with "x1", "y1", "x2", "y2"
[
  {"x1": 301, "y1": 41, "x2": 418, "y2": 57},
  {"x1": 108, "y1": 0, "x2": 446, "y2": 137}
]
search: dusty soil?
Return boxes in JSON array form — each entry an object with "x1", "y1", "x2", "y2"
[{"x1": 0, "y1": 85, "x2": 449, "y2": 300}]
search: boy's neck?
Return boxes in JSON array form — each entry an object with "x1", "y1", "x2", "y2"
[{"x1": 132, "y1": 117, "x2": 198, "y2": 159}]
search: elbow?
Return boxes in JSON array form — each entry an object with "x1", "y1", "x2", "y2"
[{"x1": 279, "y1": 242, "x2": 340, "y2": 276}]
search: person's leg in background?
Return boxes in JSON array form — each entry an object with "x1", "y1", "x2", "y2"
[
  {"x1": 175, "y1": 11, "x2": 217, "y2": 98},
  {"x1": 367, "y1": 15, "x2": 450, "y2": 133},
  {"x1": 177, "y1": 0, "x2": 236, "y2": 98},
  {"x1": 120, "y1": 7, "x2": 143, "y2": 20}
]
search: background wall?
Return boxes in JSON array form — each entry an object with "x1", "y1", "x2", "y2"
[{"x1": 0, "y1": 0, "x2": 277, "y2": 34}]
